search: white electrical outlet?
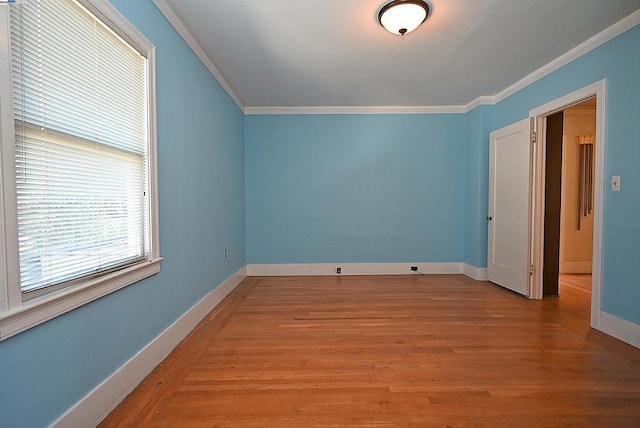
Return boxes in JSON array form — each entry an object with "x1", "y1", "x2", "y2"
[{"x1": 611, "y1": 176, "x2": 621, "y2": 192}]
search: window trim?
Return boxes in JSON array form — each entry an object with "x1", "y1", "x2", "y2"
[{"x1": 0, "y1": 0, "x2": 161, "y2": 341}]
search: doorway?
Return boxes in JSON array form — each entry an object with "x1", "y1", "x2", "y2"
[
  {"x1": 530, "y1": 80, "x2": 606, "y2": 329},
  {"x1": 542, "y1": 99, "x2": 596, "y2": 319}
]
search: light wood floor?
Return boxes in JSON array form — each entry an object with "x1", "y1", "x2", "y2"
[
  {"x1": 101, "y1": 275, "x2": 640, "y2": 427},
  {"x1": 560, "y1": 273, "x2": 592, "y2": 294}
]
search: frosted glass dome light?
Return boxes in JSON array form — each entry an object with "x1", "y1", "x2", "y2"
[{"x1": 378, "y1": 0, "x2": 430, "y2": 36}]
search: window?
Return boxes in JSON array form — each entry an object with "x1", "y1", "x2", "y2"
[{"x1": 0, "y1": 0, "x2": 160, "y2": 340}]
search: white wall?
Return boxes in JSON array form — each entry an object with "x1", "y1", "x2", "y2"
[{"x1": 559, "y1": 104, "x2": 596, "y2": 273}]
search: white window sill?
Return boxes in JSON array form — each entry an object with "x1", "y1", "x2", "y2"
[{"x1": 0, "y1": 258, "x2": 162, "y2": 341}]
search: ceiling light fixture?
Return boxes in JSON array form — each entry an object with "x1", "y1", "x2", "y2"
[{"x1": 378, "y1": 0, "x2": 430, "y2": 36}]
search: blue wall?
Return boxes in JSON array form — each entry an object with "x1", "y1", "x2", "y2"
[
  {"x1": 244, "y1": 24, "x2": 640, "y2": 327},
  {"x1": 1, "y1": 2, "x2": 638, "y2": 426},
  {"x1": 245, "y1": 114, "x2": 465, "y2": 264},
  {"x1": 463, "y1": 105, "x2": 494, "y2": 268},
  {"x1": 0, "y1": 1, "x2": 246, "y2": 427},
  {"x1": 492, "y1": 25, "x2": 640, "y2": 324}
]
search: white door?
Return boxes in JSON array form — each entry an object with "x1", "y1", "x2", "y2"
[{"x1": 487, "y1": 118, "x2": 533, "y2": 296}]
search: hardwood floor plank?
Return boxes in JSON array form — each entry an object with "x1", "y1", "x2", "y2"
[{"x1": 100, "y1": 275, "x2": 640, "y2": 427}]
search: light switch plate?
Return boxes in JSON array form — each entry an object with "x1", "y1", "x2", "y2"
[{"x1": 612, "y1": 175, "x2": 621, "y2": 192}]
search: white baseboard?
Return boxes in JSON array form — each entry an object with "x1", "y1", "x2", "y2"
[
  {"x1": 246, "y1": 262, "x2": 465, "y2": 276},
  {"x1": 463, "y1": 264, "x2": 488, "y2": 281},
  {"x1": 52, "y1": 265, "x2": 247, "y2": 428},
  {"x1": 598, "y1": 311, "x2": 640, "y2": 349},
  {"x1": 49, "y1": 262, "x2": 639, "y2": 427},
  {"x1": 559, "y1": 261, "x2": 592, "y2": 274}
]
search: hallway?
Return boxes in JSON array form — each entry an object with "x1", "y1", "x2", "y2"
[{"x1": 555, "y1": 274, "x2": 592, "y2": 334}]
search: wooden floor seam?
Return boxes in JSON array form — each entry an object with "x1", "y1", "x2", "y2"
[{"x1": 100, "y1": 274, "x2": 640, "y2": 427}]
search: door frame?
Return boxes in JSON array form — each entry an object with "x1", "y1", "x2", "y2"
[{"x1": 529, "y1": 79, "x2": 606, "y2": 329}]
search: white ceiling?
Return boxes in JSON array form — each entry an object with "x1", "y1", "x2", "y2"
[{"x1": 156, "y1": 0, "x2": 640, "y2": 108}]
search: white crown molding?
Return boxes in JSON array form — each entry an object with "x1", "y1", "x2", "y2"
[
  {"x1": 153, "y1": 2, "x2": 638, "y2": 115},
  {"x1": 52, "y1": 265, "x2": 247, "y2": 428},
  {"x1": 246, "y1": 10, "x2": 639, "y2": 116},
  {"x1": 491, "y1": 9, "x2": 640, "y2": 105},
  {"x1": 151, "y1": 0, "x2": 245, "y2": 112},
  {"x1": 244, "y1": 105, "x2": 466, "y2": 115},
  {"x1": 464, "y1": 96, "x2": 495, "y2": 113}
]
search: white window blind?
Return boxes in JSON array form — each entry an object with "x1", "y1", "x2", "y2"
[{"x1": 10, "y1": 0, "x2": 150, "y2": 295}]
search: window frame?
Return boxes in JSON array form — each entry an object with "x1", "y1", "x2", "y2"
[{"x1": 0, "y1": 0, "x2": 161, "y2": 341}]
